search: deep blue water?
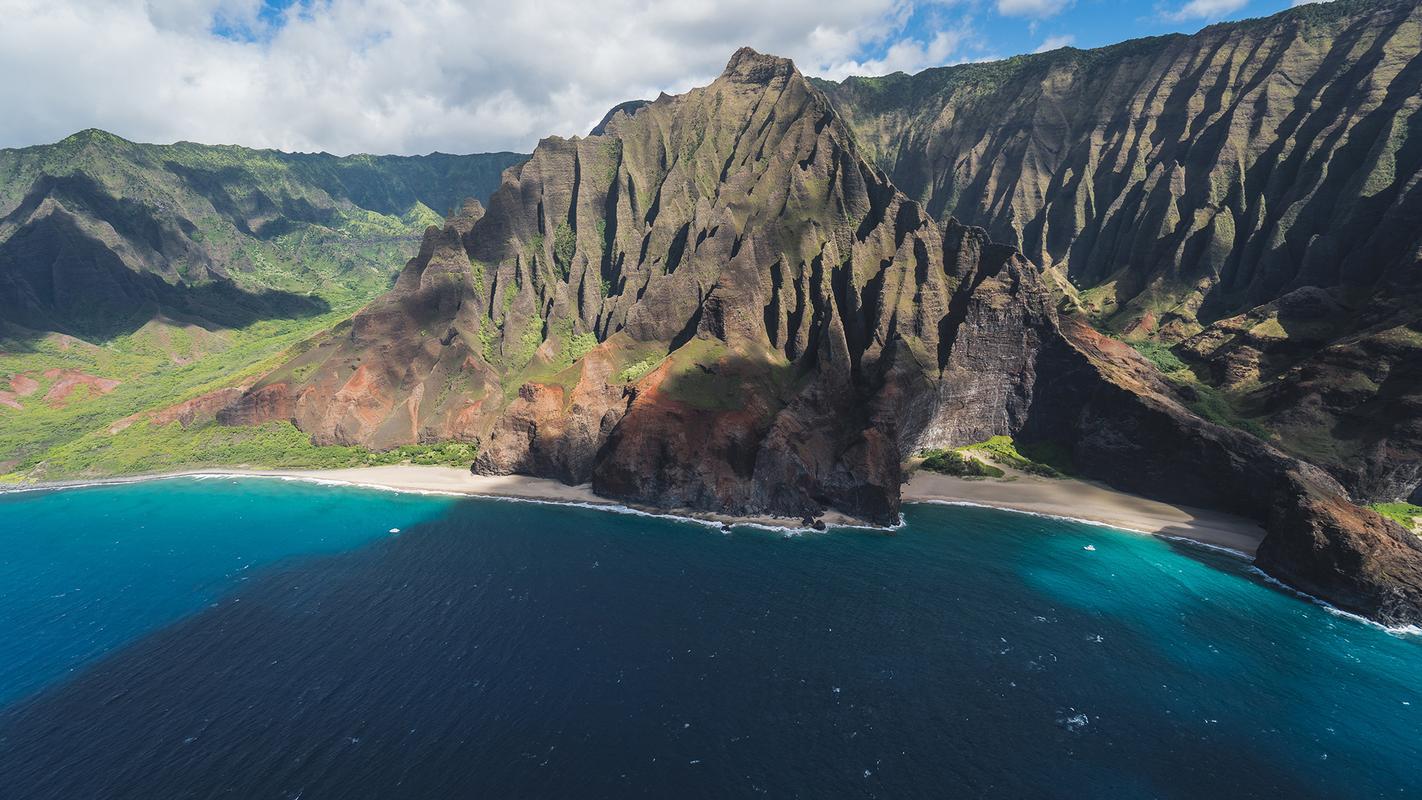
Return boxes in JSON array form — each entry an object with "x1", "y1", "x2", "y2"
[{"x1": 0, "y1": 479, "x2": 1418, "y2": 798}]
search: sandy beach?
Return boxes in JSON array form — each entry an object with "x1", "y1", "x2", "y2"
[
  {"x1": 301, "y1": 464, "x2": 1266, "y2": 554},
  {"x1": 10, "y1": 463, "x2": 1266, "y2": 553},
  {"x1": 902, "y1": 470, "x2": 1265, "y2": 555},
  {"x1": 10, "y1": 465, "x2": 864, "y2": 532}
]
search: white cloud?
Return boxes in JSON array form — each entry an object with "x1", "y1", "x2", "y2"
[
  {"x1": 820, "y1": 30, "x2": 971, "y2": 79},
  {"x1": 1033, "y1": 34, "x2": 1074, "y2": 52},
  {"x1": 996, "y1": 0, "x2": 1071, "y2": 19},
  {"x1": 0, "y1": 0, "x2": 977, "y2": 155},
  {"x1": 1164, "y1": 0, "x2": 1249, "y2": 21}
]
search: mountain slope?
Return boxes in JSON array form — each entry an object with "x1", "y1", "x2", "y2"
[
  {"x1": 0, "y1": 130, "x2": 525, "y2": 340},
  {"x1": 220, "y1": 49, "x2": 1422, "y2": 624},
  {"x1": 0, "y1": 131, "x2": 525, "y2": 472},
  {"x1": 818, "y1": 0, "x2": 1422, "y2": 503}
]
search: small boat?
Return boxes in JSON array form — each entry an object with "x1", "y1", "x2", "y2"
[{"x1": 1083, "y1": 544, "x2": 1096, "y2": 551}]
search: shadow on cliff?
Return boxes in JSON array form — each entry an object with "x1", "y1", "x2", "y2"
[{"x1": 0, "y1": 208, "x2": 330, "y2": 346}]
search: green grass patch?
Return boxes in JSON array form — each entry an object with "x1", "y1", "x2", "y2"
[
  {"x1": 0, "y1": 305, "x2": 366, "y2": 475},
  {"x1": 14, "y1": 419, "x2": 479, "y2": 482},
  {"x1": 1185, "y1": 382, "x2": 1271, "y2": 440},
  {"x1": 962, "y1": 435, "x2": 1064, "y2": 477},
  {"x1": 618, "y1": 356, "x2": 662, "y2": 383},
  {"x1": 657, "y1": 338, "x2": 738, "y2": 411},
  {"x1": 1127, "y1": 340, "x2": 1189, "y2": 373},
  {"x1": 918, "y1": 448, "x2": 1004, "y2": 478},
  {"x1": 1370, "y1": 502, "x2": 1422, "y2": 530}
]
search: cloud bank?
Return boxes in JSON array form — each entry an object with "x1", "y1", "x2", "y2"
[{"x1": 0, "y1": 0, "x2": 978, "y2": 155}]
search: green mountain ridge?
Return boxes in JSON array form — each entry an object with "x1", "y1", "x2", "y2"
[
  {"x1": 0, "y1": 131, "x2": 526, "y2": 471},
  {"x1": 0, "y1": 129, "x2": 525, "y2": 338}
]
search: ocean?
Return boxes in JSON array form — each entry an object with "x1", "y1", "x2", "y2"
[{"x1": 0, "y1": 477, "x2": 1417, "y2": 798}]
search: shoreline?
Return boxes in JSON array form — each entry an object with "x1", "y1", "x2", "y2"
[
  {"x1": 0, "y1": 466, "x2": 874, "y2": 533},
  {"x1": 5, "y1": 464, "x2": 1265, "y2": 554},
  {"x1": 902, "y1": 471, "x2": 1265, "y2": 556}
]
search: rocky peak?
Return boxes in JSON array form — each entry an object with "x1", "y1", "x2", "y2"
[
  {"x1": 718, "y1": 46, "x2": 798, "y2": 86},
  {"x1": 445, "y1": 198, "x2": 485, "y2": 236}
]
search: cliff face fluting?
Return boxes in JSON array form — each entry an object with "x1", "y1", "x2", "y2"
[
  {"x1": 221, "y1": 45, "x2": 1422, "y2": 624},
  {"x1": 819, "y1": 0, "x2": 1422, "y2": 505}
]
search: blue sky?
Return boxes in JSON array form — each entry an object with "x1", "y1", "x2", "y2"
[
  {"x1": 1, "y1": 0, "x2": 1330, "y2": 155},
  {"x1": 878, "y1": 0, "x2": 1305, "y2": 63}
]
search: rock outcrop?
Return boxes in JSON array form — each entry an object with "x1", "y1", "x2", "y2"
[{"x1": 222, "y1": 46, "x2": 1422, "y2": 624}]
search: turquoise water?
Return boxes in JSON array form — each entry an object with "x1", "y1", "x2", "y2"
[
  {"x1": 0, "y1": 477, "x2": 452, "y2": 705},
  {"x1": 0, "y1": 479, "x2": 1418, "y2": 798}
]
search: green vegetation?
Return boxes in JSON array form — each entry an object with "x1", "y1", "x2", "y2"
[
  {"x1": 961, "y1": 435, "x2": 1064, "y2": 477},
  {"x1": 913, "y1": 436, "x2": 1068, "y2": 479},
  {"x1": 0, "y1": 306, "x2": 361, "y2": 474},
  {"x1": 918, "y1": 448, "x2": 1004, "y2": 478},
  {"x1": 601, "y1": 139, "x2": 621, "y2": 183},
  {"x1": 1370, "y1": 502, "x2": 1422, "y2": 530},
  {"x1": 0, "y1": 131, "x2": 532, "y2": 484},
  {"x1": 508, "y1": 315, "x2": 545, "y2": 372},
  {"x1": 6, "y1": 419, "x2": 478, "y2": 482},
  {"x1": 1015, "y1": 440, "x2": 1076, "y2": 476},
  {"x1": 478, "y1": 319, "x2": 499, "y2": 365},
  {"x1": 469, "y1": 259, "x2": 487, "y2": 296},
  {"x1": 618, "y1": 356, "x2": 662, "y2": 383},
  {"x1": 648, "y1": 338, "x2": 803, "y2": 413},
  {"x1": 564, "y1": 332, "x2": 598, "y2": 363},
  {"x1": 553, "y1": 222, "x2": 576, "y2": 279},
  {"x1": 1186, "y1": 382, "x2": 1271, "y2": 440},
  {"x1": 369, "y1": 441, "x2": 479, "y2": 467},
  {"x1": 1128, "y1": 340, "x2": 1189, "y2": 373},
  {"x1": 657, "y1": 338, "x2": 738, "y2": 410},
  {"x1": 1121, "y1": 338, "x2": 1272, "y2": 441}
]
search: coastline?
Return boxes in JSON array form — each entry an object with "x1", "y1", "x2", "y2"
[
  {"x1": 0, "y1": 466, "x2": 870, "y2": 533},
  {"x1": 6, "y1": 464, "x2": 1266, "y2": 554},
  {"x1": 902, "y1": 471, "x2": 1265, "y2": 556}
]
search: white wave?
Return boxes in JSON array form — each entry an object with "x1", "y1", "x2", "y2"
[
  {"x1": 3, "y1": 471, "x2": 908, "y2": 534},
  {"x1": 1247, "y1": 566, "x2": 1422, "y2": 638},
  {"x1": 1155, "y1": 533, "x2": 1252, "y2": 560}
]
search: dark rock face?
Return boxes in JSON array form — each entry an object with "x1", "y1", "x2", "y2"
[
  {"x1": 224, "y1": 46, "x2": 1422, "y2": 624},
  {"x1": 1259, "y1": 472, "x2": 1422, "y2": 626},
  {"x1": 818, "y1": 0, "x2": 1422, "y2": 504}
]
